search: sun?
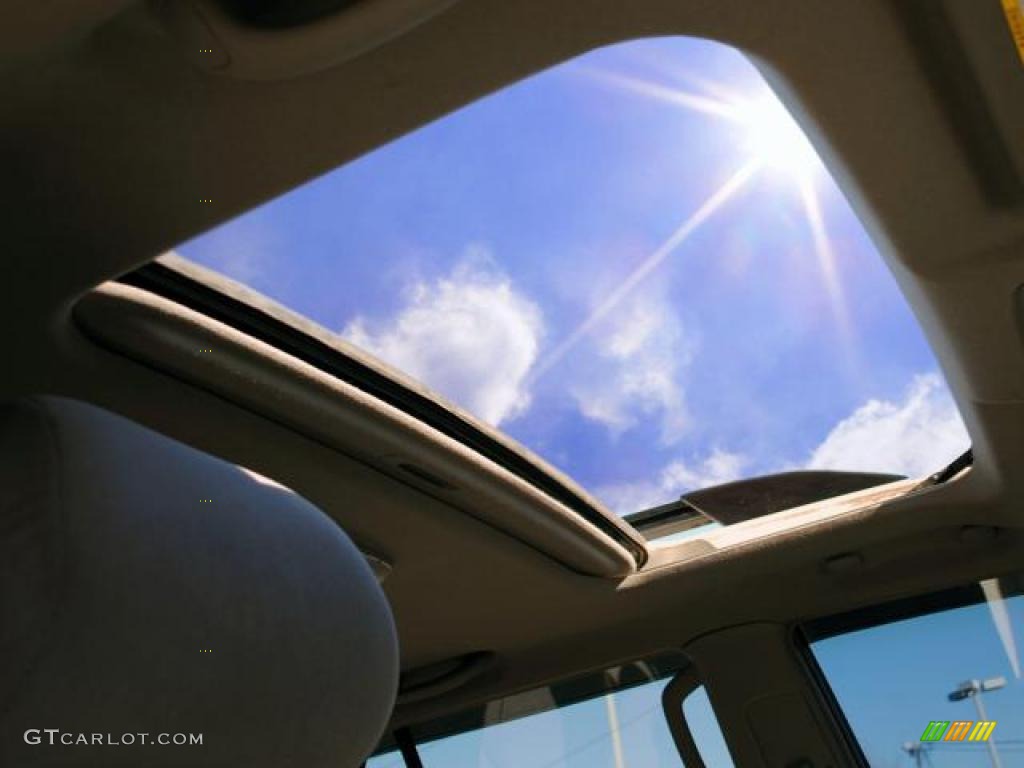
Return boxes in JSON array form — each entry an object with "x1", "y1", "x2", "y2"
[
  {"x1": 733, "y1": 90, "x2": 823, "y2": 180},
  {"x1": 585, "y1": 67, "x2": 824, "y2": 182},
  {"x1": 533, "y1": 65, "x2": 844, "y2": 379}
]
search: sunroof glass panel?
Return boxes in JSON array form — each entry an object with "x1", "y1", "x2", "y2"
[{"x1": 176, "y1": 36, "x2": 969, "y2": 517}]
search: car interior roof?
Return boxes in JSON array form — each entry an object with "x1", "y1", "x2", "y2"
[{"x1": 3, "y1": 0, "x2": 1024, "y2": 736}]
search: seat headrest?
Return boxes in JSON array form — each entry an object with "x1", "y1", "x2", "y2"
[{"x1": 0, "y1": 397, "x2": 397, "y2": 766}]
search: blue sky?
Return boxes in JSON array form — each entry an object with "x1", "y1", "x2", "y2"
[
  {"x1": 178, "y1": 36, "x2": 969, "y2": 515},
  {"x1": 812, "y1": 585, "x2": 1024, "y2": 768},
  {"x1": 367, "y1": 672, "x2": 733, "y2": 768}
]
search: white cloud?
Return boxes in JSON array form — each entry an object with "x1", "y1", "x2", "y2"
[
  {"x1": 571, "y1": 297, "x2": 692, "y2": 443},
  {"x1": 344, "y1": 256, "x2": 543, "y2": 426},
  {"x1": 807, "y1": 373, "x2": 969, "y2": 478},
  {"x1": 595, "y1": 449, "x2": 746, "y2": 514},
  {"x1": 595, "y1": 372, "x2": 967, "y2": 515}
]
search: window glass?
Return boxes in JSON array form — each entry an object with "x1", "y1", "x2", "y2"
[
  {"x1": 682, "y1": 686, "x2": 735, "y2": 767},
  {"x1": 366, "y1": 750, "x2": 403, "y2": 768},
  {"x1": 806, "y1": 574, "x2": 1024, "y2": 767},
  {"x1": 414, "y1": 684, "x2": 678, "y2": 767},
  {"x1": 175, "y1": 36, "x2": 967, "y2": 521},
  {"x1": 367, "y1": 654, "x2": 732, "y2": 767}
]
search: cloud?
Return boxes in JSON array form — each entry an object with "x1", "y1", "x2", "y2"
[
  {"x1": 595, "y1": 372, "x2": 967, "y2": 515},
  {"x1": 344, "y1": 255, "x2": 543, "y2": 426},
  {"x1": 806, "y1": 373, "x2": 969, "y2": 478},
  {"x1": 570, "y1": 297, "x2": 692, "y2": 443},
  {"x1": 595, "y1": 449, "x2": 746, "y2": 514}
]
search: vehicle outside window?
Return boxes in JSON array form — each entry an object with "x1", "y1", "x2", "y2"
[{"x1": 804, "y1": 573, "x2": 1024, "y2": 767}]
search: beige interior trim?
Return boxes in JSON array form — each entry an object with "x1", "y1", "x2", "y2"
[
  {"x1": 684, "y1": 623, "x2": 854, "y2": 767},
  {"x1": 75, "y1": 281, "x2": 640, "y2": 578},
  {"x1": 645, "y1": 477, "x2": 926, "y2": 570}
]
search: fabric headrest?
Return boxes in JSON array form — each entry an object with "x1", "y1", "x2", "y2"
[{"x1": 0, "y1": 396, "x2": 397, "y2": 766}]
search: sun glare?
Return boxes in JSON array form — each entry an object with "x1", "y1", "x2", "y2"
[
  {"x1": 734, "y1": 91, "x2": 822, "y2": 180},
  {"x1": 535, "y1": 63, "x2": 845, "y2": 379}
]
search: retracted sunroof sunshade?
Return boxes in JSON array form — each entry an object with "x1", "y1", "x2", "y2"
[{"x1": 78, "y1": 259, "x2": 647, "y2": 576}]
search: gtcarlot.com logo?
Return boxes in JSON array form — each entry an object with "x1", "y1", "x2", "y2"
[{"x1": 24, "y1": 729, "x2": 203, "y2": 747}]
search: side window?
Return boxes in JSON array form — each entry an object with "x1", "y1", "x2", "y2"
[
  {"x1": 803, "y1": 574, "x2": 1024, "y2": 767},
  {"x1": 366, "y1": 751, "x2": 403, "y2": 768},
  {"x1": 367, "y1": 653, "x2": 734, "y2": 767},
  {"x1": 663, "y1": 667, "x2": 736, "y2": 768},
  {"x1": 682, "y1": 686, "x2": 735, "y2": 767},
  {"x1": 414, "y1": 681, "x2": 677, "y2": 767}
]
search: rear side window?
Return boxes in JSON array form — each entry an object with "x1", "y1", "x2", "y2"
[
  {"x1": 682, "y1": 686, "x2": 735, "y2": 767},
  {"x1": 415, "y1": 682, "x2": 678, "y2": 767},
  {"x1": 368, "y1": 653, "x2": 732, "y2": 767},
  {"x1": 803, "y1": 573, "x2": 1024, "y2": 767}
]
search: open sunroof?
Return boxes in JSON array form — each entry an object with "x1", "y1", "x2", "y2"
[{"x1": 162, "y1": 36, "x2": 969, "y2": 528}]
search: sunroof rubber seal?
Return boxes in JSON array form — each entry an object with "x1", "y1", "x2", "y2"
[{"x1": 117, "y1": 261, "x2": 647, "y2": 566}]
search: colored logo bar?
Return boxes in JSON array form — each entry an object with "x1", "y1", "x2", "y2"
[{"x1": 920, "y1": 720, "x2": 996, "y2": 742}]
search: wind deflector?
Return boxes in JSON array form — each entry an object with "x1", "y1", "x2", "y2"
[
  {"x1": 626, "y1": 470, "x2": 904, "y2": 537},
  {"x1": 683, "y1": 471, "x2": 905, "y2": 526}
]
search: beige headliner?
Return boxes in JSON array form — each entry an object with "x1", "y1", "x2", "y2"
[{"x1": 3, "y1": 0, "x2": 1024, "y2": 733}]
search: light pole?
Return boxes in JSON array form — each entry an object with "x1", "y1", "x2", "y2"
[
  {"x1": 901, "y1": 740, "x2": 929, "y2": 767},
  {"x1": 604, "y1": 693, "x2": 626, "y2": 768},
  {"x1": 947, "y1": 677, "x2": 1006, "y2": 768}
]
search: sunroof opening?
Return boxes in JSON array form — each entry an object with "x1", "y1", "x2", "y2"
[{"x1": 167, "y1": 36, "x2": 969, "y2": 530}]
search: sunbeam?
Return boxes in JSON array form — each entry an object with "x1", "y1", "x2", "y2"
[
  {"x1": 584, "y1": 68, "x2": 823, "y2": 184},
  {"x1": 544, "y1": 66, "x2": 855, "y2": 390},
  {"x1": 576, "y1": 67, "x2": 851, "y2": 346},
  {"x1": 530, "y1": 160, "x2": 760, "y2": 382},
  {"x1": 798, "y1": 174, "x2": 854, "y2": 348},
  {"x1": 580, "y1": 68, "x2": 742, "y2": 121},
  {"x1": 982, "y1": 578, "x2": 1022, "y2": 679}
]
